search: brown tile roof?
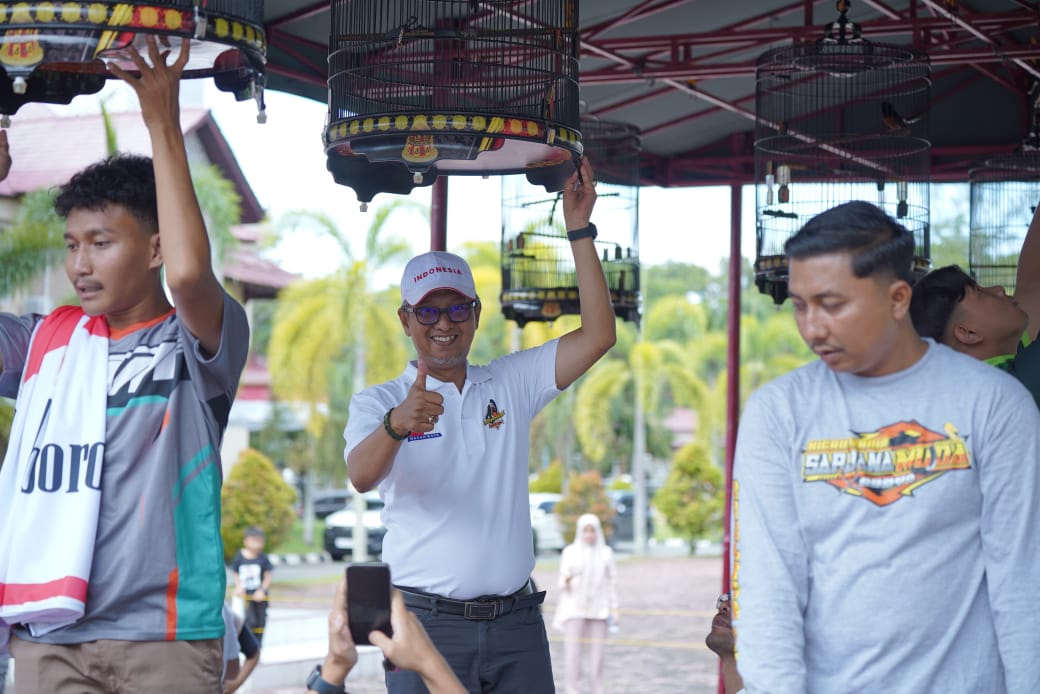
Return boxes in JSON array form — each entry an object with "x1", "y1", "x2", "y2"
[
  {"x1": 0, "y1": 103, "x2": 263, "y2": 222},
  {"x1": 223, "y1": 244, "x2": 299, "y2": 295}
]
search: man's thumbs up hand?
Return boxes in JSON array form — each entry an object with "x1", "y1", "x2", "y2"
[{"x1": 391, "y1": 360, "x2": 444, "y2": 436}]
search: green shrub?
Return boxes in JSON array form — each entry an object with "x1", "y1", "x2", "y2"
[
  {"x1": 555, "y1": 470, "x2": 614, "y2": 543},
  {"x1": 608, "y1": 476, "x2": 633, "y2": 491},
  {"x1": 529, "y1": 459, "x2": 564, "y2": 493},
  {"x1": 653, "y1": 442, "x2": 724, "y2": 547},
  {"x1": 221, "y1": 447, "x2": 297, "y2": 562}
]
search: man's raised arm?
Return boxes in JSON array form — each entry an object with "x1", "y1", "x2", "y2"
[
  {"x1": 109, "y1": 37, "x2": 225, "y2": 355},
  {"x1": 555, "y1": 157, "x2": 617, "y2": 390},
  {"x1": 1016, "y1": 200, "x2": 1040, "y2": 339}
]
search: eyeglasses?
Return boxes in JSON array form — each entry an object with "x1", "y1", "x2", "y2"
[
  {"x1": 401, "y1": 302, "x2": 476, "y2": 326},
  {"x1": 716, "y1": 593, "x2": 730, "y2": 611}
]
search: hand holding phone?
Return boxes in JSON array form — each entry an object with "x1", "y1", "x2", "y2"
[{"x1": 346, "y1": 562, "x2": 393, "y2": 645}]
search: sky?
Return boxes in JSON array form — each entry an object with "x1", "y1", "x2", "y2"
[
  {"x1": 59, "y1": 78, "x2": 970, "y2": 290},
  {"x1": 197, "y1": 84, "x2": 756, "y2": 282}
]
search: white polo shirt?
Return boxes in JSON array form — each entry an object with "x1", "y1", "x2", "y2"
[{"x1": 344, "y1": 339, "x2": 560, "y2": 599}]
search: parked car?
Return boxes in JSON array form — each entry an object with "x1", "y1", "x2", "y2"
[
  {"x1": 323, "y1": 492, "x2": 386, "y2": 560},
  {"x1": 608, "y1": 489, "x2": 654, "y2": 542},
  {"x1": 530, "y1": 492, "x2": 565, "y2": 554},
  {"x1": 311, "y1": 488, "x2": 351, "y2": 519}
]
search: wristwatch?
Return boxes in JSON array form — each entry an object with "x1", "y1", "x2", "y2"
[
  {"x1": 567, "y1": 222, "x2": 597, "y2": 242},
  {"x1": 306, "y1": 664, "x2": 346, "y2": 694}
]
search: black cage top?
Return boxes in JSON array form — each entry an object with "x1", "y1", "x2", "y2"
[
  {"x1": 0, "y1": 2, "x2": 266, "y2": 119},
  {"x1": 753, "y1": 10, "x2": 932, "y2": 304},
  {"x1": 325, "y1": 0, "x2": 583, "y2": 205}
]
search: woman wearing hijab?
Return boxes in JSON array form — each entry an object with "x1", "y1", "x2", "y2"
[{"x1": 552, "y1": 513, "x2": 620, "y2": 694}]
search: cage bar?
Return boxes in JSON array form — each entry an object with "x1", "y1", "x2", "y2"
[
  {"x1": 501, "y1": 117, "x2": 640, "y2": 326},
  {"x1": 754, "y1": 3, "x2": 931, "y2": 303},
  {"x1": 969, "y1": 151, "x2": 1040, "y2": 294},
  {"x1": 326, "y1": 0, "x2": 582, "y2": 206}
]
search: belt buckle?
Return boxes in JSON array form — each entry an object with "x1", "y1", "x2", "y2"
[{"x1": 464, "y1": 600, "x2": 499, "y2": 620}]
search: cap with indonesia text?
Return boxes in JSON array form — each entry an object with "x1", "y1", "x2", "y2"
[{"x1": 400, "y1": 251, "x2": 477, "y2": 305}]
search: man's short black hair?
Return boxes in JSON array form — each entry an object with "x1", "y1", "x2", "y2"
[
  {"x1": 785, "y1": 201, "x2": 916, "y2": 284},
  {"x1": 54, "y1": 153, "x2": 158, "y2": 230},
  {"x1": 244, "y1": 526, "x2": 265, "y2": 539},
  {"x1": 909, "y1": 265, "x2": 977, "y2": 341}
]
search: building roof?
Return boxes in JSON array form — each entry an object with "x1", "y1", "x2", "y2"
[
  {"x1": 0, "y1": 103, "x2": 263, "y2": 222},
  {"x1": 223, "y1": 224, "x2": 300, "y2": 300}
]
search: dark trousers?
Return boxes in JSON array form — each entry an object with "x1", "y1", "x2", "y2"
[
  {"x1": 244, "y1": 599, "x2": 268, "y2": 647},
  {"x1": 386, "y1": 604, "x2": 555, "y2": 694}
]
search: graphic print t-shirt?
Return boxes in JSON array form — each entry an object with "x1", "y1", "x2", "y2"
[
  {"x1": 232, "y1": 552, "x2": 273, "y2": 595},
  {"x1": 0, "y1": 292, "x2": 249, "y2": 643}
]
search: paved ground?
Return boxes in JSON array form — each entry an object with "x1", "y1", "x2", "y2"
[{"x1": 260, "y1": 552, "x2": 725, "y2": 693}]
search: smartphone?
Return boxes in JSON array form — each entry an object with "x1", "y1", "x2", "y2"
[{"x1": 346, "y1": 562, "x2": 393, "y2": 645}]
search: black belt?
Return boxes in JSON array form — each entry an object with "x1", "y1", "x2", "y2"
[{"x1": 397, "y1": 579, "x2": 545, "y2": 620}]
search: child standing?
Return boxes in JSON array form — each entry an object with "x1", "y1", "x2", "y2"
[{"x1": 231, "y1": 526, "x2": 274, "y2": 646}]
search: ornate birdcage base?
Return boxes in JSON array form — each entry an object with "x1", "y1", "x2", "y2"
[
  {"x1": 755, "y1": 251, "x2": 931, "y2": 306},
  {"x1": 754, "y1": 255, "x2": 789, "y2": 305},
  {"x1": 501, "y1": 230, "x2": 640, "y2": 326},
  {"x1": 0, "y1": 2, "x2": 265, "y2": 117},
  {"x1": 501, "y1": 288, "x2": 641, "y2": 327},
  {"x1": 325, "y1": 113, "x2": 582, "y2": 203}
]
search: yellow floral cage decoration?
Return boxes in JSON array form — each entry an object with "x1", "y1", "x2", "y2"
[
  {"x1": 325, "y1": 0, "x2": 582, "y2": 208},
  {"x1": 0, "y1": 1, "x2": 267, "y2": 124}
]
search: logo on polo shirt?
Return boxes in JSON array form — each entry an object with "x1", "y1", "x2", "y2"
[
  {"x1": 483, "y1": 398, "x2": 505, "y2": 430},
  {"x1": 407, "y1": 431, "x2": 442, "y2": 442}
]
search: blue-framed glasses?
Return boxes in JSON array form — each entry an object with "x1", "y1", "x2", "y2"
[{"x1": 402, "y1": 301, "x2": 476, "y2": 325}]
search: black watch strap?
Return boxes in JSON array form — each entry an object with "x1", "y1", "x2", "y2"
[
  {"x1": 566, "y1": 223, "x2": 597, "y2": 242},
  {"x1": 306, "y1": 664, "x2": 346, "y2": 694}
]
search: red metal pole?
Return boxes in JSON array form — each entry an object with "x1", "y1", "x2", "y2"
[
  {"x1": 719, "y1": 182, "x2": 743, "y2": 694},
  {"x1": 722, "y1": 183, "x2": 741, "y2": 588},
  {"x1": 430, "y1": 177, "x2": 448, "y2": 251}
]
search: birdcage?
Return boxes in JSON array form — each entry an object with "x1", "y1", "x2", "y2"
[
  {"x1": 501, "y1": 118, "x2": 640, "y2": 327},
  {"x1": 968, "y1": 115, "x2": 1040, "y2": 294},
  {"x1": 754, "y1": 1, "x2": 931, "y2": 304},
  {"x1": 326, "y1": 0, "x2": 582, "y2": 208},
  {"x1": 0, "y1": 2, "x2": 267, "y2": 123}
]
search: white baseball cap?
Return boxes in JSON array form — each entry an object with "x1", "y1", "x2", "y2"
[{"x1": 400, "y1": 251, "x2": 477, "y2": 305}]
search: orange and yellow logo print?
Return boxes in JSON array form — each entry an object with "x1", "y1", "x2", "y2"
[{"x1": 801, "y1": 420, "x2": 970, "y2": 507}]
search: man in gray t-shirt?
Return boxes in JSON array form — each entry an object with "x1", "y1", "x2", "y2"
[
  {"x1": 0, "y1": 38, "x2": 248, "y2": 693},
  {"x1": 732, "y1": 201, "x2": 1040, "y2": 693}
]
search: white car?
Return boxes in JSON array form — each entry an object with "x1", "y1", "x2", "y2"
[
  {"x1": 323, "y1": 491, "x2": 386, "y2": 561},
  {"x1": 530, "y1": 492, "x2": 565, "y2": 554}
]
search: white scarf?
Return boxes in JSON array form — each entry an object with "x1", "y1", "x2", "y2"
[{"x1": 0, "y1": 306, "x2": 108, "y2": 655}]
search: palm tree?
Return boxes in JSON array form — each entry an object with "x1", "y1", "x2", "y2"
[
  {"x1": 0, "y1": 189, "x2": 65, "y2": 299},
  {"x1": 266, "y1": 201, "x2": 424, "y2": 550},
  {"x1": 573, "y1": 337, "x2": 709, "y2": 553}
]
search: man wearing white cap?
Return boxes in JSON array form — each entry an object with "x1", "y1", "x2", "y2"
[{"x1": 343, "y1": 158, "x2": 615, "y2": 694}]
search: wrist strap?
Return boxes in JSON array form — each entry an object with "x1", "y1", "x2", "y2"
[
  {"x1": 567, "y1": 223, "x2": 597, "y2": 242},
  {"x1": 383, "y1": 408, "x2": 408, "y2": 441},
  {"x1": 307, "y1": 664, "x2": 347, "y2": 694}
]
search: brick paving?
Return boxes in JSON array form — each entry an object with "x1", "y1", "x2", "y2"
[{"x1": 261, "y1": 552, "x2": 725, "y2": 693}]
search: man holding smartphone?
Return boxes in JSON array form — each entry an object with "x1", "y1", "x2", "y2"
[{"x1": 344, "y1": 157, "x2": 615, "y2": 693}]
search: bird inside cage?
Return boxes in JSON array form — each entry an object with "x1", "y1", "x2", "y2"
[{"x1": 777, "y1": 165, "x2": 791, "y2": 204}]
